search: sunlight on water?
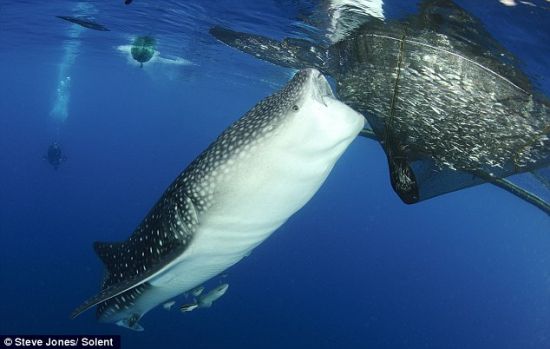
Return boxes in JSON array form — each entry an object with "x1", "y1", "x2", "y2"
[
  {"x1": 50, "y1": 2, "x2": 94, "y2": 124},
  {"x1": 325, "y1": 0, "x2": 385, "y2": 42}
]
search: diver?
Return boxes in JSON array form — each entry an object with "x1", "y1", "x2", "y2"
[{"x1": 44, "y1": 142, "x2": 67, "y2": 170}]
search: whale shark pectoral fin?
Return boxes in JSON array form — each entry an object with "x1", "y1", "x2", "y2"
[
  {"x1": 209, "y1": 26, "x2": 329, "y2": 74},
  {"x1": 71, "y1": 266, "x2": 179, "y2": 319},
  {"x1": 71, "y1": 278, "x2": 145, "y2": 319},
  {"x1": 71, "y1": 242, "x2": 188, "y2": 319}
]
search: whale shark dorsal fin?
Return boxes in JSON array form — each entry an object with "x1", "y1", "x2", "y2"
[
  {"x1": 94, "y1": 241, "x2": 123, "y2": 267},
  {"x1": 209, "y1": 26, "x2": 330, "y2": 74},
  {"x1": 93, "y1": 241, "x2": 124, "y2": 288}
]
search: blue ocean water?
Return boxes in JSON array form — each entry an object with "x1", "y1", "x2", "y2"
[{"x1": 1, "y1": 0, "x2": 550, "y2": 348}]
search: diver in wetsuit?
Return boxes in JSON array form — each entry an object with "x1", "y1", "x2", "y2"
[{"x1": 45, "y1": 142, "x2": 66, "y2": 170}]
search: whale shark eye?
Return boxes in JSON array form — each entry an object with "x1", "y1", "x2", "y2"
[{"x1": 292, "y1": 104, "x2": 299, "y2": 111}]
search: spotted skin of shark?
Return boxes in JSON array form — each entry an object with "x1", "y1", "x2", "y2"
[{"x1": 72, "y1": 68, "x2": 365, "y2": 330}]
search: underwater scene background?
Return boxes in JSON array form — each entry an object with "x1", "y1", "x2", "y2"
[{"x1": 1, "y1": 0, "x2": 550, "y2": 348}]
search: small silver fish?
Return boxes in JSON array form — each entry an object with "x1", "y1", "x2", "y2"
[
  {"x1": 162, "y1": 301, "x2": 175, "y2": 311},
  {"x1": 198, "y1": 284, "x2": 229, "y2": 308},
  {"x1": 191, "y1": 286, "x2": 205, "y2": 297},
  {"x1": 180, "y1": 284, "x2": 229, "y2": 313},
  {"x1": 180, "y1": 303, "x2": 199, "y2": 313}
]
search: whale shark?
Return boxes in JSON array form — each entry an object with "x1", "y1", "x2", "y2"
[
  {"x1": 71, "y1": 68, "x2": 365, "y2": 330},
  {"x1": 210, "y1": 0, "x2": 550, "y2": 212}
]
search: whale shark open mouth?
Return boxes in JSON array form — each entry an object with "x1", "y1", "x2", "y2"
[{"x1": 310, "y1": 69, "x2": 335, "y2": 106}]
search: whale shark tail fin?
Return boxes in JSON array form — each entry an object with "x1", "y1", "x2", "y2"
[{"x1": 209, "y1": 26, "x2": 330, "y2": 74}]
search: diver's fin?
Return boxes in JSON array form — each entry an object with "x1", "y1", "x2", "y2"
[
  {"x1": 71, "y1": 240, "x2": 188, "y2": 319},
  {"x1": 209, "y1": 26, "x2": 329, "y2": 73}
]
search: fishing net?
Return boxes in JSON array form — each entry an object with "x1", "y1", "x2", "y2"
[{"x1": 346, "y1": 3, "x2": 550, "y2": 212}]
